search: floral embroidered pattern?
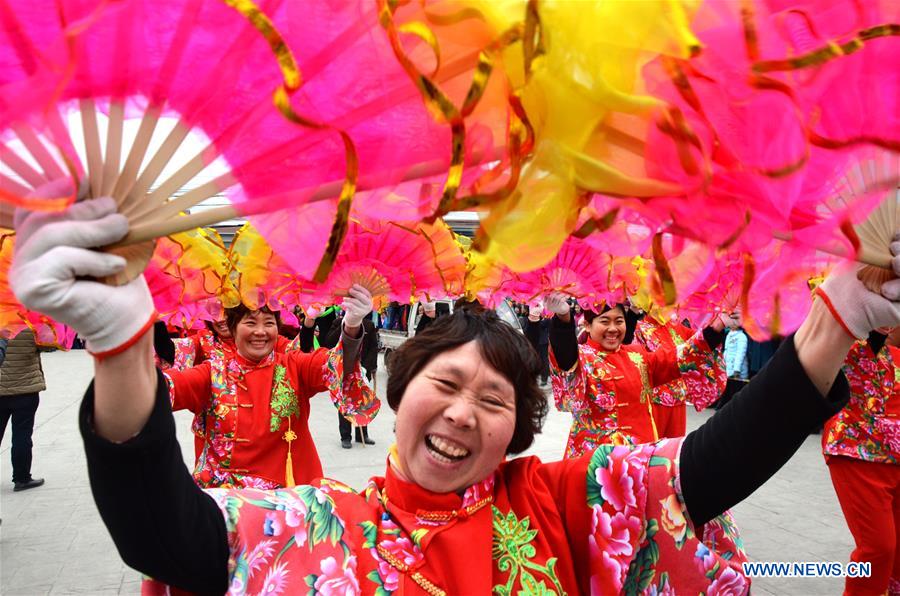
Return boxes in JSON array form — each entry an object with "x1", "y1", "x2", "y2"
[
  {"x1": 586, "y1": 441, "x2": 749, "y2": 595},
  {"x1": 269, "y1": 365, "x2": 300, "y2": 432},
  {"x1": 492, "y1": 507, "x2": 563, "y2": 595},
  {"x1": 824, "y1": 343, "x2": 899, "y2": 463},
  {"x1": 635, "y1": 319, "x2": 726, "y2": 411}
]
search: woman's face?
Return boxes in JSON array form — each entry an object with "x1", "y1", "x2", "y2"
[
  {"x1": 234, "y1": 311, "x2": 278, "y2": 362},
  {"x1": 589, "y1": 307, "x2": 626, "y2": 351},
  {"x1": 212, "y1": 319, "x2": 232, "y2": 339},
  {"x1": 395, "y1": 341, "x2": 516, "y2": 494}
]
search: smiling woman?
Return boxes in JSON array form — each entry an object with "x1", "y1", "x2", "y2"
[
  {"x1": 160, "y1": 291, "x2": 380, "y2": 490},
  {"x1": 546, "y1": 293, "x2": 728, "y2": 457},
  {"x1": 11, "y1": 200, "x2": 900, "y2": 593},
  {"x1": 385, "y1": 307, "x2": 546, "y2": 493}
]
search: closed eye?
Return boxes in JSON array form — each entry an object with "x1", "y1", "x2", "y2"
[
  {"x1": 434, "y1": 378, "x2": 457, "y2": 391},
  {"x1": 482, "y1": 396, "x2": 510, "y2": 409}
]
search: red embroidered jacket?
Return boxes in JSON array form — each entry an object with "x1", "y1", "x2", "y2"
[
  {"x1": 144, "y1": 439, "x2": 749, "y2": 595},
  {"x1": 823, "y1": 342, "x2": 900, "y2": 464},
  {"x1": 635, "y1": 318, "x2": 726, "y2": 411},
  {"x1": 164, "y1": 339, "x2": 379, "y2": 489},
  {"x1": 550, "y1": 332, "x2": 714, "y2": 457}
]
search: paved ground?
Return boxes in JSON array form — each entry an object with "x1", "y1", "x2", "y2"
[{"x1": 0, "y1": 350, "x2": 855, "y2": 594}]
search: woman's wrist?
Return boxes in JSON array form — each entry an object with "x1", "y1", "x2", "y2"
[
  {"x1": 793, "y1": 299, "x2": 856, "y2": 396},
  {"x1": 93, "y1": 330, "x2": 157, "y2": 442}
]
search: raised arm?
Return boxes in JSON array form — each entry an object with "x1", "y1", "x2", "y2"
[
  {"x1": 11, "y1": 196, "x2": 158, "y2": 443},
  {"x1": 546, "y1": 293, "x2": 578, "y2": 370},
  {"x1": 682, "y1": 259, "x2": 900, "y2": 526}
]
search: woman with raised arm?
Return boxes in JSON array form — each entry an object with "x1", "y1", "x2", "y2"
[
  {"x1": 11, "y1": 198, "x2": 900, "y2": 594},
  {"x1": 545, "y1": 297, "x2": 727, "y2": 457}
]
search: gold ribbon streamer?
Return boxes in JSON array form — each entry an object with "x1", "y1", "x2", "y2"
[
  {"x1": 753, "y1": 23, "x2": 900, "y2": 73},
  {"x1": 651, "y1": 233, "x2": 677, "y2": 306},
  {"x1": 223, "y1": 0, "x2": 359, "y2": 283},
  {"x1": 378, "y1": 0, "x2": 535, "y2": 220},
  {"x1": 743, "y1": 2, "x2": 899, "y2": 165},
  {"x1": 434, "y1": 6, "x2": 541, "y2": 216}
]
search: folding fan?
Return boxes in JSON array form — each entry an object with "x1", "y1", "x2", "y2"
[
  {"x1": 505, "y1": 236, "x2": 624, "y2": 310},
  {"x1": 0, "y1": 0, "x2": 509, "y2": 286},
  {"x1": 302, "y1": 216, "x2": 468, "y2": 312}
]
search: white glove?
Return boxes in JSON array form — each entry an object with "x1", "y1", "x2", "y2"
[
  {"x1": 545, "y1": 292, "x2": 570, "y2": 317},
  {"x1": 341, "y1": 284, "x2": 373, "y2": 329},
  {"x1": 11, "y1": 195, "x2": 155, "y2": 356},
  {"x1": 818, "y1": 255, "x2": 900, "y2": 339}
]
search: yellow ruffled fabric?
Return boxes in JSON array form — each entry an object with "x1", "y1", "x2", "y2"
[{"x1": 456, "y1": 0, "x2": 701, "y2": 273}]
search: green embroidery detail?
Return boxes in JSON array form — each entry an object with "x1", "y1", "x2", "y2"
[
  {"x1": 492, "y1": 506, "x2": 565, "y2": 596},
  {"x1": 269, "y1": 365, "x2": 300, "y2": 432},
  {"x1": 411, "y1": 528, "x2": 429, "y2": 548},
  {"x1": 586, "y1": 446, "x2": 613, "y2": 507},
  {"x1": 625, "y1": 351, "x2": 652, "y2": 403},
  {"x1": 624, "y1": 518, "x2": 660, "y2": 593},
  {"x1": 359, "y1": 520, "x2": 378, "y2": 549}
]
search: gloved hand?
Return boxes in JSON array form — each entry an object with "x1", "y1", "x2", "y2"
[
  {"x1": 303, "y1": 305, "x2": 321, "y2": 328},
  {"x1": 342, "y1": 284, "x2": 373, "y2": 330},
  {"x1": 11, "y1": 194, "x2": 156, "y2": 357},
  {"x1": 545, "y1": 292, "x2": 571, "y2": 317},
  {"x1": 817, "y1": 254, "x2": 900, "y2": 339}
]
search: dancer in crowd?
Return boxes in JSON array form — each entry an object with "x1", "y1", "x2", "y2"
[
  {"x1": 163, "y1": 295, "x2": 378, "y2": 489},
  {"x1": 319, "y1": 310, "x2": 379, "y2": 448},
  {"x1": 823, "y1": 326, "x2": 900, "y2": 595},
  {"x1": 524, "y1": 304, "x2": 551, "y2": 386},
  {"x1": 546, "y1": 296, "x2": 726, "y2": 456},
  {"x1": 153, "y1": 307, "x2": 305, "y2": 462},
  {"x1": 11, "y1": 198, "x2": 900, "y2": 593},
  {"x1": 634, "y1": 314, "x2": 728, "y2": 438},
  {"x1": 719, "y1": 322, "x2": 751, "y2": 410}
]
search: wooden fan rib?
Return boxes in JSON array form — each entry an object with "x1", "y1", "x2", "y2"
[
  {"x1": 12, "y1": 124, "x2": 65, "y2": 183},
  {"x1": 117, "y1": 147, "x2": 505, "y2": 247},
  {"x1": 101, "y1": 100, "x2": 125, "y2": 197},
  {"x1": 0, "y1": 172, "x2": 32, "y2": 198},
  {"x1": 133, "y1": 173, "x2": 236, "y2": 226},
  {"x1": 135, "y1": 150, "x2": 217, "y2": 221},
  {"x1": 80, "y1": 99, "x2": 104, "y2": 198},
  {"x1": 114, "y1": 105, "x2": 162, "y2": 208},
  {"x1": 126, "y1": 119, "x2": 192, "y2": 206},
  {"x1": 0, "y1": 143, "x2": 44, "y2": 188}
]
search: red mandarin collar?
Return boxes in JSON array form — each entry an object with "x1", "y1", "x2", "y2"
[
  {"x1": 586, "y1": 336, "x2": 620, "y2": 354},
  {"x1": 232, "y1": 349, "x2": 276, "y2": 370},
  {"x1": 382, "y1": 459, "x2": 466, "y2": 515}
]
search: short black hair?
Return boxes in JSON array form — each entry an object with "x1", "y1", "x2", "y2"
[
  {"x1": 225, "y1": 304, "x2": 280, "y2": 335},
  {"x1": 387, "y1": 305, "x2": 547, "y2": 454}
]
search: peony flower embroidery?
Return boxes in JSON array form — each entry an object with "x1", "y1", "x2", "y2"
[
  {"x1": 707, "y1": 566, "x2": 749, "y2": 596},
  {"x1": 592, "y1": 506, "x2": 641, "y2": 558},
  {"x1": 659, "y1": 494, "x2": 688, "y2": 547},
  {"x1": 596, "y1": 447, "x2": 648, "y2": 513},
  {"x1": 314, "y1": 556, "x2": 361, "y2": 595}
]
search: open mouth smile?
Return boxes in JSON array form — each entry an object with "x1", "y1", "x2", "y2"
[{"x1": 425, "y1": 434, "x2": 470, "y2": 464}]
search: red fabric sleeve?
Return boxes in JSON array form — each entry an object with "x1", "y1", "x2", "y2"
[
  {"x1": 288, "y1": 348, "x2": 330, "y2": 397},
  {"x1": 164, "y1": 363, "x2": 212, "y2": 414},
  {"x1": 645, "y1": 342, "x2": 681, "y2": 387}
]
